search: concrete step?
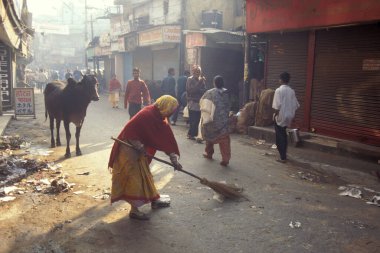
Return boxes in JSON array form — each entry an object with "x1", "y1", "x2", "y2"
[{"x1": 248, "y1": 126, "x2": 380, "y2": 163}]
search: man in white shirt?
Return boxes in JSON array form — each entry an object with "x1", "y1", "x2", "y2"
[{"x1": 272, "y1": 72, "x2": 300, "y2": 163}]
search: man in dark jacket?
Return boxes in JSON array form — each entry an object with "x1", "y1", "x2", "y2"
[
  {"x1": 161, "y1": 68, "x2": 176, "y2": 97},
  {"x1": 171, "y1": 70, "x2": 190, "y2": 125}
]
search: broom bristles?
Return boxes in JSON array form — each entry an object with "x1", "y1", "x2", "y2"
[{"x1": 200, "y1": 178, "x2": 248, "y2": 200}]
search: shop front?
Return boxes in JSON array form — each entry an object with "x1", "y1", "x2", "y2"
[
  {"x1": 137, "y1": 25, "x2": 181, "y2": 81},
  {"x1": 246, "y1": 0, "x2": 380, "y2": 146}
]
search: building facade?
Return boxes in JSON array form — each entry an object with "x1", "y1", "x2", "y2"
[
  {"x1": 0, "y1": 0, "x2": 33, "y2": 111},
  {"x1": 246, "y1": 0, "x2": 380, "y2": 147},
  {"x1": 91, "y1": 0, "x2": 244, "y2": 107}
]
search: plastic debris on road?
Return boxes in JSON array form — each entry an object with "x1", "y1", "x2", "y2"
[
  {"x1": 289, "y1": 221, "x2": 302, "y2": 228},
  {"x1": 0, "y1": 136, "x2": 26, "y2": 150},
  {"x1": 339, "y1": 187, "x2": 362, "y2": 199},
  {"x1": 0, "y1": 196, "x2": 16, "y2": 202},
  {"x1": 256, "y1": 140, "x2": 265, "y2": 145},
  {"x1": 271, "y1": 144, "x2": 277, "y2": 149},
  {"x1": 366, "y1": 195, "x2": 380, "y2": 207},
  {"x1": 77, "y1": 172, "x2": 90, "y2": 176},
  {"x1": 213, "y1": 193, "x2": 225, "y2": 203}
]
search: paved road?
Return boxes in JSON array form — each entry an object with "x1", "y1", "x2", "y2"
[{"x1": 2, "y1": 93, "x2": 380, "y2": 253}]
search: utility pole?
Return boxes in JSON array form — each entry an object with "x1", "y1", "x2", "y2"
[
  {"x1": 84, "y1": 0, "x2": 88, "y2": 69},
  {"x1": 91, "y1": 14, "x2": 96, "y2": 72}
]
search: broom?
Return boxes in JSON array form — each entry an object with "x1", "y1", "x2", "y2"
[{"x1": 111, "y1": 137, "x2": 248, "y2": 201}]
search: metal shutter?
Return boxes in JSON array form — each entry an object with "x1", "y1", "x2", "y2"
[
  {"x1": 311, "y1": 25, "x2": 380, "y2": 146},
  {"x1": 266, "y1": 32, "x2": 308, "y2": 128}
]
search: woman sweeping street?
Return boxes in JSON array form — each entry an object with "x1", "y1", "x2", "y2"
[
  {"x1": 108, "y1": 95, "x2": 182, "y2": 220},
  {"x1": 200, "y1": 76, "x2": 231, "y2": 166}
]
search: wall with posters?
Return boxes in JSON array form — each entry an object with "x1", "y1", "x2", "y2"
[{"x1": 0, "y1": 42, "x2": 13, "y2": 109}]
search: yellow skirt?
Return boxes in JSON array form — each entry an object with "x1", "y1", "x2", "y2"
[
  {"x1": 108, "y1": 92, "x2": 119, "y2": 103},
  {"x1": 111, "y1": 144, "x2": 159, "y2": 207}
]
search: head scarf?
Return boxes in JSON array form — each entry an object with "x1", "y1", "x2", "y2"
[{"x1": 155, "y1": 95, "x2": 178, "y2": 117}]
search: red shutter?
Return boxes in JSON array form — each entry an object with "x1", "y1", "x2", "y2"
[
  {"x1": 266, "y1": 32, "x2": 308, "y2": 128},
  {"x1": 311, "y1": 24, "x2": 380, "y2": 146}
]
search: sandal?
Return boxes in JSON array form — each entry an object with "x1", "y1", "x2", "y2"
[
  {"x1": 129, "y1": 211, "x2": 149, "y2": 220},
  {"x1": 202, "y1": 154, "x2": 213, "y2": 160},
  {"x1": 220, "y1": 161, "x2": 229, "y2": 167},
  {"x1": 151, "y1": 199, "x2": 171, "y2": 209}
]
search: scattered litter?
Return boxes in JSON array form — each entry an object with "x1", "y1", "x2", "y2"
[
  {"x1": 28, "y1": 147, "x2": 54, "y2": 156},
  {"x1": 1, "y1": 186, "x2": 19, "y2": 195},
  {"x1": 289, "y1": 221, "x2": 302, "y2": 228},
  {"x1": 345, "y1": 220, "x2": 368, "y2": 229},
  {"x1": 0, "y1": 156, "x2": 47, "y2": 187},
  {"x1": 77, "y1": 172, "x2": 90, "y2": 176},
  {"x1": 50, "y1": 179, "x2": 71, "y2": 193},
  {"x1": 0, "y1": 136, "x2": 26, "y2": 150},
  {"x1": 196, "y1": 186, "x2": 210, "y2": 190},
  {"x1": 0, "y1": 196, "x2": 16, "y2": 202},
  {"x1": 212, "y1": 207, "x2": 223, "y2": 212},
  {"x1": 271, "y1": 144, "x2": 277, "y2": 149},
  {"x1": 339, "y1": 187, "x2": 363, "y2": 199},
  {"x1": 366, "y1": 195, "x2": 380, "y2": 207},
  {"x1": 338, "y1": 186, "x2": 347, "y2": 191},
  {"x1": 212, "y1": 193, "x2": 224, "y2": 203},
  {"x1": 92, "y1": 191, "x2": 111, "y2": 200},
  {"x1": 261, "y1": 152, "x2": 274, "y2": 156},
  {"x1": 256, "y1": 140, "x2": 265, "y2": 145},
  {"x1": 39, "y1": 178, "x2": 50, "y2": 185},
  {"x1": 73, "y1": 190, "x2": 84, "y2": 195},
  {"x1": 47, "y1": 163, "x2": 63, "y2": 171}
]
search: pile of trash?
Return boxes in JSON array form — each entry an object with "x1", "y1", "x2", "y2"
[
  {"x1": 0, "y1": 136, "x2": 26, "y2": 150},
  {"x1": 0, "y1": 135, "x2": 78, "y2": 203},
  {"x1": 0, "y1": 149, "x2": 47, "y2": 187},
  {"x1": 0, "y1": 162, "x2": 75, "y2": 203},
  {"x1": 338, "y1": 184, "x2": 380, "y2": 207}
]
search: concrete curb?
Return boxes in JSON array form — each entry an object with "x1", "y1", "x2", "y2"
[
  {"x1": 0, "y1": 115, "x2": 12, "y2": 136},
  {"x1": 248, "y1": 126, "x2": 380, "y2": 163}
]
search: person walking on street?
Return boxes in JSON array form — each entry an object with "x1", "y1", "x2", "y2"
[
  {"x1": 124, "y1": 68, "x2": 151, "y2": 119},
  {"x1": 108, "y1": 95, "x2": 182, "y2": 220},
  {"x1": 36, "y1": 68, "x2": 48, "y2": 92},
  {"x1": 186, "y1": 65, "x2": 206, "y2": 140},
  {"x1": 73, "y1": 67, "x2": 82, "y2": 82},
  {"x1": 272, "y1": 72, "x2": 300, "y2": 163},
  {"x1": 200, "y1": 76, "x2": 231, "y2": 167},
  {"x1": 171, "y1": 70, "x2": 190, "y2": 125},
  {"x1": 109, "y1": 74, "x2": 122, "y2": 108},
  {"x1": 64, "y1": 69, "x2": 72, "y2": 80},
  {"x1": 161, "y1": 68, "x2": 176, "y2": 97},
  {"x1": 161, "y1": 68, "x2": 177, "y2": 124}
]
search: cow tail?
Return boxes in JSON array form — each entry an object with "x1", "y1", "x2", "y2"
[{"x1": 44, "y1": 94, "x2": 48, "y2": 122}]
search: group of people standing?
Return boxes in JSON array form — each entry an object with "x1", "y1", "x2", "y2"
[{"x1": 107, "y1": 65, "x2": 299, "y2": 220}]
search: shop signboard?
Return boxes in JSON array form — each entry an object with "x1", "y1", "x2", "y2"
[
  {"x1": 186, "y1": 32, "x2": 206, "y2": 48},
  {"x1": 125, "y1": 34, "x2": 138, "y2": 51},
  {"x1": 14, "y1": 88, "x2": 35, "y2": 119},
  {"x1": 246, "y1": 0, "x2": 380, "y2": 33},
  {"x1": 0, "y1": 42, "x2": 12, "y2": 109},
  {"x1": 162, "y1": 26, "x2": 181, "y2": 43},
  {"x1": 139, "y1": 26, "x2": 181, "y2": 46},
  {"x1": 139, "y1": 27, "x2": 163, "y2": 46}
]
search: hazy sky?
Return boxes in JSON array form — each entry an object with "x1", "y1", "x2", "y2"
[{"x1": 28, "y1": 0, "x2": 114, "y2": 16}]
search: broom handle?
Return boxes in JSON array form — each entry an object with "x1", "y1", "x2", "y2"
[{"x1": 111, "y1": 137, "x2": 203, "y2": 181}]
